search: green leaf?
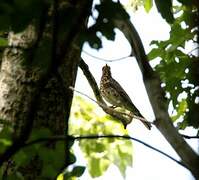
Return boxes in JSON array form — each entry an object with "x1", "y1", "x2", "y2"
[
  {"x1": 37, "y1": 142, "x2": 66, "y2": 178},
  {"x1": 86, "y1": 0, "x2": 129, "y2": 49},
  {"x1": 29, "y1": 128, "x2": 52, "y2": 141},
  {"x1": 70, "y1": 96, "x2": 133, "y2": 178},
  {"x1": 69, "y1": 152, "x2": 77, "y2": 165},
  {"x1": 42, "y1": 164, "x2": 57, "y2": 178},
  {"x1": 53, "y1": 141, "x2": 66, "y2": 169},
  {"x1": 71, "y1": 166, "x2": 86, "y2": 177},
  {"x1": 0, "y1": 127, "x2": 12, "y2": 153},
  {"x1": 171, "y1": 99, "x2": 187, "y2": 122},
  {"x1": 176, "y1": 0, "x2": 199, "y2": 6},
  {"x1": 13, "y1": 146, "x2": 38, "y2": 170},
  {"x1": 13, "y1": 150, "x2": 28, "y2": 166},
  {"x1": 147, "y1": 48, "x2": 162, "y2": 60},
  {"x1": 144, "y1": 0, "x2": 153, "y2": 12},
  {"x1": 154, "y1": 0, "x2": 174, "y2": 23},
  {"x1": 0, "y1": 37, "x2": 8, "y2": 46},
  {"x1": 88, "y1": 158, "x2": 101, "y2": 177},
  {"x1": 169, "y1": 24, "x2": 194, "y2": 49},
  {"x1": 150, "y1": 4, "x2": 198, "y2": 130},
  {"x1": 86, "y1": 33, "x2": 102, "y2": 50}
]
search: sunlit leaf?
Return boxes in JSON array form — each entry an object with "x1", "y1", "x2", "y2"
[
  {"x1": 171, "y1": 99, "x2": 187, "y2": 122},
  {"x1": 69, "y1": 96, "x2": 133, "y2": 177},
  {"x1": 150, "y1": 4, "x2": 198, "y2": 129},
  {"x1": 144, "y1": 0, "x2": 153, "y2": 12}
]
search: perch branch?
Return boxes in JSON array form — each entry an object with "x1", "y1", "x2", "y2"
[
  {"x1": 78, "y1": 59, "x2": 152, "y2": 128},
  {"x1": 69, "y1": 86, "x2": 152, "y2": 125}
]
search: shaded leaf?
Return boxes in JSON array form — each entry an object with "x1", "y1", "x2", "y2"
[
  {"x1": 147, "y1": 48, "x2": 162, "y2": 60},
  {"x1": 154, "y1": 0, "x2": 174, "y2": 23},
  {"x1": 86, "y1": 0, "x2": 129, "y2": 49},
  {"x1": 0, "y1": 37, "x2": 8, "y2": 46},
  {"x1": 0, "y1": 127, "x2": 12, "y2": 153},
  {"x1": 71, "y1": 166, "x2": 86, "y2": 177}
]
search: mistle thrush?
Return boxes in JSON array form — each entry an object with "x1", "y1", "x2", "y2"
[{"x1": 100, "y1": 64, "x2": 151, "y2": 130}]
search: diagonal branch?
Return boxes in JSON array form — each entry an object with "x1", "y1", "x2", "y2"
[
  {"x1": 113, "y1": 10, "x2": 199, "y2": 178},
  {"x1": 69, "y1": 86, "x2": 151, "y2": 124},
  {"x1": 79, "y1": 59, "x2": 152, "y2": 128}
]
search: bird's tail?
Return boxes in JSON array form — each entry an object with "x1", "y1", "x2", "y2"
[
  {"x1": 140, "y1": 120, "x2": 152, "y2": 130},
  {"x1": 130, "y1": 111, "x2": 152, "y2": 130}
]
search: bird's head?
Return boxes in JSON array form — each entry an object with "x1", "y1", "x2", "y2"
[{"x1": 102, "y1": 64, "x2": 111, "y2": 77}]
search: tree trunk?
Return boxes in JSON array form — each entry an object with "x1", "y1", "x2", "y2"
[{"x1": 0, "y1": 1, "x2": 91, "y2": 179}]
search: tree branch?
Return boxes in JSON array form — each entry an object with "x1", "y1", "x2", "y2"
[
  {"x1": 82, "y1": 50, "x2": 131, "y2": 62},
  {"x1": 78, "y1": 59, "x2": 152, "y2": 128},
  {"x1": 181, "y1": 134, "x2": 199, "y2": 139},
  {"x1": 57, "y1": 0, "x2": 93, "y2": 62},
  {"x1": 113, "y1": 10, "x2": 199, "y2": 178},
  {"x1": 21, "y1": 134, "x2": 186, "y2": 169},
  {"x1": 69, "y1": 86, "x2": 152, "y2": 125}
]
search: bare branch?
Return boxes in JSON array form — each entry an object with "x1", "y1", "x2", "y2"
[
  {"x1": 78, "y1": 59, "x2": 153, "y2": 128},
  {"x1": 82, "y1": 50, "x2": 131, "y2": 62},
  {"x1": 188, "y1": 46, "x2": 199, "y2": 56},
  {"x1": 181, "y1": 134, "x2": 199, "y2": 139},
  {"x1": 69, "y1": 86, "x2": 153, "y2": 125},
  {"x1": 23, "y1": 134, "x2": 187, "y2": 169}
]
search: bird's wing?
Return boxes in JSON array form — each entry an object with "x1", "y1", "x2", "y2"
[{"x1": 110, "y1": 78, "x2": 143, "y2": 117}]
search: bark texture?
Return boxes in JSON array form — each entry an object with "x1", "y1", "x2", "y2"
[{"x1": 0, "y1": 0, "x2": 91, "y2": 179}]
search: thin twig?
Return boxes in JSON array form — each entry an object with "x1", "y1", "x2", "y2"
[
  {"x1": 69, "y1": 86, "x2": 153, "y2": 124},
  {"x1": 188, "y1": 46, "x2": 199, "y2": 56},
  {"x1": 23, "y1": 134, "x2": 187, "y2": 169},
  {"x1": 181, "y1": 134, "x2": 199, "y2": 139},
  {"x1": 82, "y1": 50, "x2": 131, "y2": 62},
  {"x1": 69, "y1": 86, "x2": 131, "y2": 119},
  {"x1": 78, "y1": 59, "x2": 153, "y2": 128}
]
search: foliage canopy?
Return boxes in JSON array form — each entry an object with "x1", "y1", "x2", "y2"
[{"x1": 0, "y1": 0, "x2": 198, "y2": 179}]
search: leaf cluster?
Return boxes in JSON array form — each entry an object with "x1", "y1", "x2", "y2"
[
  {"x1": 0, "y1": 127, "x2": 84, "y2": 179},
  {"x1": 0, "y1": 0, "x2": 49, "y2": 32},
  {"x1": 69, "y1": 96, "x2": 133, "y2": 178},
  {"x1": 148, "y1": 4, "x2": 199, "y2": 129},
  {"x1": 84, "y1": 0, "x2": 129, "y2": 49}
]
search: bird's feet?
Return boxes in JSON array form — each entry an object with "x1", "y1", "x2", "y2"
[{"x1": 109, "y1": 105, "x2": 117, "y2": 109}]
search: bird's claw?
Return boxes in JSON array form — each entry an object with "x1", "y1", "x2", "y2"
[{"x1": 109, "y1": 105, "x2": 117, "y2": 109}]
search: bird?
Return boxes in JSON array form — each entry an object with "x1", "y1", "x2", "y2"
[{"x1": 100, "y1": 64, "x2": 151, "y2": 130}]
